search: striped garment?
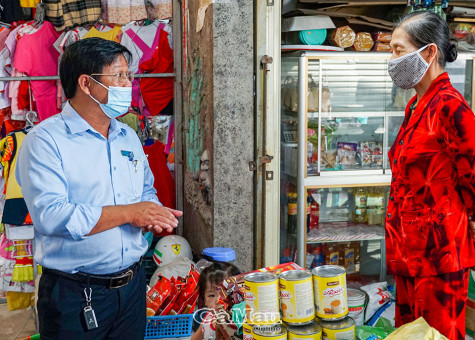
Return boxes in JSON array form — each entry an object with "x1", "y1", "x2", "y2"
[{"x1": 44, "y1": 0, "x2": 102, "y2": 31}]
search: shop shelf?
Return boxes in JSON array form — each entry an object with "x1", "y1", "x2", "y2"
[
  {"x1": 304, "y1": 173, "x2": 391, "y2": 188},
  {"x1": 145, "y1": 314, "x2": 194, "y2": 339},
  {"x1": 307, "y1": 223, "x2": 385, "y2": 243}
]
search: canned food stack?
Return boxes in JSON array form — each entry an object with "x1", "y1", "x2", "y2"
[
  {"x1": 313, "y1": 265, "x2": 355, "y2": 340},
  {"x1": 244, "y1": 266, "x2": 356, "y2": 339}
]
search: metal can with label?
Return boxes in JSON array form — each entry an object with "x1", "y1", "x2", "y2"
[
  {"x1": 347, "y1": 289, "x2": 366, "y2": 326},
  {"x1": 287, "y1": 321, "x2": 322, "y2": 339},
  {"x1": 244, "y1": 272, "x2": 280, "y2": 324},
  {"x1": 319, "y1": 317, "x2": 355, "y2": 340},
  {"x1": 312, "y1": 265, "x2": 348, "y2": 320},
  {"x1": 242, "y1": 322, "x2": 255, "y2": 340},
  {"x1": 253, "y1": 324, "x2": 287, "y2": 340},
  {"x1": 279, "y1": 270, "x2": 315, "y2": 325}
]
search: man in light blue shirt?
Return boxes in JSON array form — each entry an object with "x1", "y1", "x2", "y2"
[{"x1": 16, "y1": 38, "x2": 182, "y2": 339}]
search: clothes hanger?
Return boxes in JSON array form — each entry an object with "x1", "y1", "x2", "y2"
[
  {"x1": 25, "y1": 82, "x2": 38, "y2": 132},
  {"x1": 0, "y1": 20, "x2": 11, "y2": 28}
]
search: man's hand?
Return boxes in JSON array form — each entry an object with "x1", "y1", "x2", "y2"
[{"x1": 128, "y1": 202, "x2": 183, "y2": 234}]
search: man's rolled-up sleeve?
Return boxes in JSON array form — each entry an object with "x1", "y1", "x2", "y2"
[{"x1": 16, "y1": 130, "x2": 102, "y2": 240}]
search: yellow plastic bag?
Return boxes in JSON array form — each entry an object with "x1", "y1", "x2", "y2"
[
  {"x1": 6, "y1": 291, "x2": 34, "y2": 311},
  {"x1": 385, "y1": 317, "x2": 448, "y2": 340}
]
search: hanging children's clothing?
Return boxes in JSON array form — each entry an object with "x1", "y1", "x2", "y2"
[
  {"x1": 0, "y1": 26, "x2": 11, "y2": 48},
  {"x1": 83, "y1": 25, "x2": 122, "y2": 42},
  {"x1": 108, "y1": 0, "x2": 147, "y2": 25},
  {"x1": 44, "y1": 0, "x2": 102, "y2": 31},
  {"x1": 1, "y1": 130, "x2": 32, "y2": 225},
  {"x1": 139, "y1": 27, "x2": 173, "y2": 116},
  {"x1": 0, "y1": 0, "x2": 27, "y2": 23},
  {"x1": 146, "y1": 0, "x2": 172, "y2": 20},
  {"x1": 14, "y1": 21, "x2": 61, "y2": 121},
  {"x1": 0, "y1": 49, "x2": 11, "y2": 110},
  {"x1": 122, "y1": 22, "x2": 164, "y2": 111},
  {"x1": 19, "y1": 0, "x2": 39, "y2": 8},
  {"x1": 143, "y1": 140, "x2": 175, "y2": 209}
]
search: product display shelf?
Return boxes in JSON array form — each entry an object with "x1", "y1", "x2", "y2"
[
  {"x1": 307, "y1": 223, "x2": 385, "y2": 243},
  {"x1": 280, "y1": 51, "x2": 475, "y2": 282}
]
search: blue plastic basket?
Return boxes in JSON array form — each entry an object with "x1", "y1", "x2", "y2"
[{"x1": 145, "y1": 314, "x2": 194, "y2": 339}]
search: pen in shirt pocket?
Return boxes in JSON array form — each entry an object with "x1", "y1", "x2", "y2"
[{"x1": 134, "y1": 155, "x2": 148, "y2": 173}]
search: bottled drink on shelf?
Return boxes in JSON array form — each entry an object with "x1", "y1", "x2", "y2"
[
  {"x1": 309, "y1": 193, "x2": 320, "y2": 231},
  {"x1": 306, "y1": 192, "x2": 311, "y2": 233},
  {"x1": 353, "y1": 187, "x2": 368, "y2": 224},
  {"x1": 288, "y1": 193, "x2": 297, "y2": 234},
  {"x1": 343, "y1": 242, "x2": 356, "y2": 274},
  {"x1": 310, "y1": 245, "x2": 325, "y2": 269},
  {"x1": 367, "y1": 187, "x2": 385, "y2": 225},
  {"x1": 353, "y1": 241, "x2": 361, "y2": 273},
  {"x1": 324, "y1": 243, "x2": 340, "y2": 266}
]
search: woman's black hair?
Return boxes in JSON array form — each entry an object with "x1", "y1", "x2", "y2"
[
  {"x1": 395, "y1": 11, "x2": 457, "y2": 66},
  {"x1": 197, "y1": 262, "x2": 241, "y2": 309},
  {"x1": 60, "y1": 37, "x2": 132, "y2": 99}
]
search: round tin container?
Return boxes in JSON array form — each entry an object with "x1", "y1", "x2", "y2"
[
  {"x1": 244, "y1": 272, "x2": 280, "y2": 324},
  {"x1": 287, "y1": 321, "x2": 323, "y2": 339},
  {"x1": 242, "y1": 322, "x2": 255, "y2": 340},
  {"x1": 253, "y1": 324, "x2": 287, "y2": 340},
  {"x1": 319, "y1": 317, "x2": 355, "y2": 340},
  {"x1": 312, "y1": 265, "x2": 348, "y2": 320},
  {"x1": 347, "y1": 288, "x2": 366, "y2": 326},
  {"x1": 279, "y1": 270, "x2": 315, "y2": 325}
]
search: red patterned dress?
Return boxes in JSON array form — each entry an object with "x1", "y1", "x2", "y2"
[{"x1": 386, "y1": 72, "x2": 475, "y2": 340}]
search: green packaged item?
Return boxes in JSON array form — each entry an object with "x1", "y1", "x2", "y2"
[
  {"x1": 356, "y1": 317, "x2": 396, "y2": 340},
  {"x1": 233, "y1": 301, "x2": 246, "y2": 335}
]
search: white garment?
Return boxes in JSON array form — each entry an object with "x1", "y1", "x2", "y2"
[{"x1": 0, "y1": 48, "x2": 12, "y2": 109}]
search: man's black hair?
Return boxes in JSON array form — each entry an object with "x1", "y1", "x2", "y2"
[{"x1": 60, "y1": 37, "x2": 132, "y2": 99}]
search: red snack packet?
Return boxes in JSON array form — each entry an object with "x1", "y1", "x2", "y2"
[
  {"x1": 182, "y1": 289, "x2": 199, "y2": 315},
  {"x1": 159, "y1": 277, "x2": 186, "y2": 316},
  {"x1": 169, "y1": 269, "x2": 200, "y2": 315},
  {"x1": 146, "y1": 275, "x2": 172, "y2": 316}
]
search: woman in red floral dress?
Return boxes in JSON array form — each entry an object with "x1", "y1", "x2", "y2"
[{"x1": 387, "y1": 11, "x2": 475, "y2": 340}]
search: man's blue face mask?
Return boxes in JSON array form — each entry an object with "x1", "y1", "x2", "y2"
[{"x1": 88, "y1": 76, "x2": 132, "y2": 119}]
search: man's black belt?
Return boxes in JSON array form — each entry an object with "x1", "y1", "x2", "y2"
[{"x1": 43, "y1": 261, "x2": 141, "y2": 289}]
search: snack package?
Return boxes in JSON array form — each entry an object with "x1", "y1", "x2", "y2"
[
  {"x1": 217, "y1": 262, "x2": 304, "y2": 310},
  {"x1": 373, "y1": 42, "x2": 391, "y2": 52},
  {"x1": 367, "y1": 301, "x2": 396, "y2": 328},
  {"x1": 360, "y1": 282, "x2": 393, "y2": 322},
  {"x1": 149, "y1": 256, "x2": 194, "y2": 287},
  {"x1": 337, "y1": 142, "x2": 357, "y2": 166},
  {"x1": 353, "y1": 32, "x2": 374, "y2": 52},
  {"x1": 182, "y1": 289, "x2": 199, "y2": 315},
  {"x1": 372, "y1": 32, "x2": 392, "y2": 43},
  {"x1": 360, "y1": 142, "x2": 373, "y2": 166},
  {"x1": 371, "y1": 143, "x2": 383, "y2": 167},
  {"x1": 169, "y1": 268, "x2": 200, "y2": 315},
  {"x1": 331, "y1": 26, "x2": 356, "y2": 48},
  {"x1": 158, "y1": 277, "x2": 186, "y2": 316},
  {"x1": 146, "y1": 275, "x2": 172, "y2": 316}
]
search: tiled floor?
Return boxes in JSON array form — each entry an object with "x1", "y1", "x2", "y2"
[{"x1": 0, "y1": 302, "x2": 37, "y2": 340}]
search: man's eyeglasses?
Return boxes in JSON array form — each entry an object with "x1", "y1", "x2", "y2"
[{"x1": 90, "y1": 71, "x2": 134, "y2": 83}]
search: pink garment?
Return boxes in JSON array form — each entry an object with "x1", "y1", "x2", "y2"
[
  {"x1": 0, "y1": 27, "x2": 11, "y2": 49},
  {"x1": 8, "y1": 69, "x2": 27, "y2": 120},
  {"x1": 13, "y1": 21, "x2": 61, "y2": 121}
]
